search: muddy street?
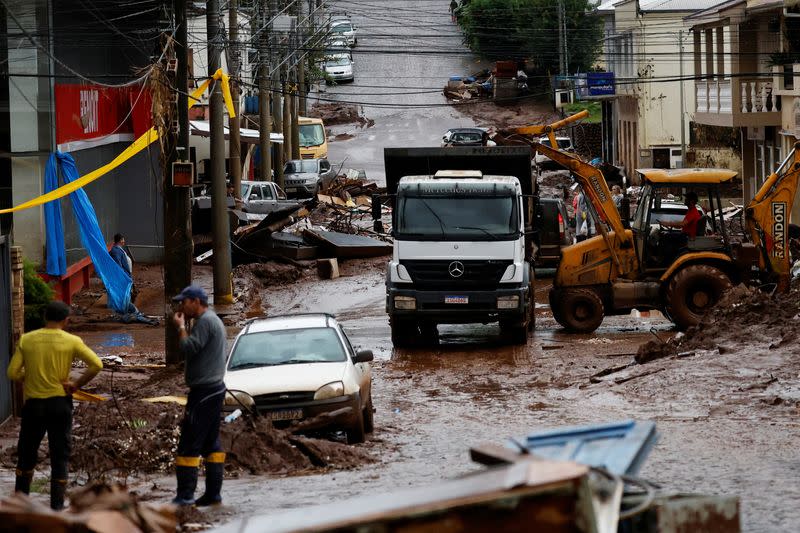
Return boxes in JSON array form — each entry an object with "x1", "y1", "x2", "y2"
[{"x1": 208, "y1": 268, "x2": 799, "y2": 532}]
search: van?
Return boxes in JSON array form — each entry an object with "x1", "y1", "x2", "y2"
[{"x1": 299, "y1": 117, "x2": 328, "y2": 159}]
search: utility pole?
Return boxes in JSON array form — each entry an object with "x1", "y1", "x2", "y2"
[
  {"x1": 679, "y1": 30, "x2": 686, "y2": 168},
  {"x1": 207, "y1": 0, "x2": 233, "y2": 304},
  {"x1": 290, "y1": 14, "x2": 300, "y2": 159},
  {"x1": 557, "y1": 0, "x2": 565, "y2": 77},
  {"x1": 271, "y1": 0, "x2": 284, "y2": 185},
  {"x1": 165, "y1": 0, "x2": 192, "y2": 364},
  {"x1": 228, "y1": 0, "x2": 242, "y2": 190},
  {"x1": 563, "y1": 2, "x2": 569, "y2": 76},
  {"x1": 282, "y1": 65, "x2": 291, "y2": 186},
  {"x1": 258, "y1": 0, "x2": 272, "y2": 181}
]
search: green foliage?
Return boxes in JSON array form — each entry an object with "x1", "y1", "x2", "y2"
[
  {"x1": 458, "y1": 0, "x2": 603, "y2": 75},
  {"x1": 23, "y1": 259, "x2": 55, "y2": 331},
  {"x1": 564, "y1": 102, "x2": 601, "y2": 123}
]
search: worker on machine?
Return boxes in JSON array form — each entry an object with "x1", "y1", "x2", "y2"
[{"x1": 662, "y1": 191, "x2": 702, "y2": 237}]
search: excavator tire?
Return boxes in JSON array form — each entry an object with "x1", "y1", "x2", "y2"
[
  {"x1": 556, "y1": 288, "x2": 605, "y2": 333},
  {"x1": 665, "y1": 264, "x2": 732, "y2": 331}
]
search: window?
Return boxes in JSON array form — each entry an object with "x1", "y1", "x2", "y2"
[
  {"x1": 396, "y1": 195, "x2": 519, "y2": 241},
  {"x1": 247, "y1": 185, "x2": 262, "y2": 200},
  {"x1": 261, "y1": 185, "x2": 274, "y2": 200}
]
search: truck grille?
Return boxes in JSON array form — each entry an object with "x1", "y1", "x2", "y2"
[
  {"x1": 254, "y1": 391, "x2": 315, "y2": 407},
  {"x1": 400, "y1": 260, "x2": 512, "y2": 290}
]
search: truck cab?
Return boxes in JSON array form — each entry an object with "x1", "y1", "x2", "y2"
[{"x1": 385, "y1": 169, "x2": 533, "y2": 346}]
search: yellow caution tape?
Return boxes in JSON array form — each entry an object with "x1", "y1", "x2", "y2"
[{"x1": 0, "y1": 69, "x2": 236, "y2": 215}]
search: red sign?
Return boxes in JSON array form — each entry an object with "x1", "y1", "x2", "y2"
[{"x1": 55, "y1": 84, "x2": 153, "y2": 145}]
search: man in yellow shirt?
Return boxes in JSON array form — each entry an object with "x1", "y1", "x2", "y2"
[{"x1": 7, "y1": 301, "x2": 102, "y2": 510}]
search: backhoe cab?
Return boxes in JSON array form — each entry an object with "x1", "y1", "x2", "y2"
[{"x1": 504, "y1": 115, "x2": 799, "y2": 334}]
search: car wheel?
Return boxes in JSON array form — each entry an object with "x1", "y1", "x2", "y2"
[
  {"x1": 346, "y1": 410, "x2": 366, "y2": 444},
  {"x1": 363, "y1": 393, "x2": 374, "y2": 434}
]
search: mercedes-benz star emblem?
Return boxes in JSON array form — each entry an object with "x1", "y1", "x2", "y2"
[{"x1": 448, "y1": 261, "x2": 465, "y2": 278}]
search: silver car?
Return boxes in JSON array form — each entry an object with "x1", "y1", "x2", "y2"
[
  {"x1": 330, "y1": 19, "x2": 357, "y2": 47},
  {"x1": 283, "y1": 159, "x2": 337, "y2": 198}
]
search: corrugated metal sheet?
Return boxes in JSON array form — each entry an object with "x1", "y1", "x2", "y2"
[
  {"x1": 640, "y1": 0, "x2": 728, "y2": 10},
  {"x1": 511, "y1": 420, "x2": 658, "y2": 476}
]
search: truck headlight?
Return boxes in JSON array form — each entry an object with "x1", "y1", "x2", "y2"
[
  {"x1": 394, "y1": 296, "x2": 416, "y2": 310},
  {"x1": 497, "y1": 295, "x2": 520, "y2": 309},
  {"x1": 500, "y1": 265, "x2": 516, "y2": 281},
  {"x1": 314, "y1": 381, "x2": 344, "y2": 400}
]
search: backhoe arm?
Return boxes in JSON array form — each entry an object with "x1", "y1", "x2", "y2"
[{"x1": 746, "y1": 141, "x2": 800, "y2": 290}]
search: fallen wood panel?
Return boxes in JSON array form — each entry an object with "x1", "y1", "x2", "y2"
[{"x1": 302, "y1": 229, "x2": 392, "y2": 258}]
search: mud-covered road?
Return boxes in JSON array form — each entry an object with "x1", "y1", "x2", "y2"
[{"x1": 215, "y1": 266, "x2": 799, "y2": 533}]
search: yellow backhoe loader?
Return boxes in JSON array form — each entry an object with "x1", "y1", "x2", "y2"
[{"x1": 505, "y1": 111, "x2": 799, "y2": 333}]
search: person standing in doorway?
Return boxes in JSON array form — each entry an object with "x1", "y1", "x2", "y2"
[
  {"x1": 171, "y1": 285, "x2": 227, "y2": 506},
  {"x1": 7, "y1": 301, "x2": 103, "y2": 510}
]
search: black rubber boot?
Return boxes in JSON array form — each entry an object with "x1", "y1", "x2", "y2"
[
  {"x1": 172, "y1": 465, "x2": 198, "y2": 506},
  {"x1": 14, "y1": 470, "x2": 32, "y2": 494},
  {"x1": 50, "y1": 479, "x2": 67, "y2": 511},
  {"x1": 195, "y1": 461, "x2": 223, "y2": 506}
]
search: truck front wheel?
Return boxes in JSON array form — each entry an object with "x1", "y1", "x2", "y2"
[
  {"x1": 389, "y1": 316, "x2": 416, "y2": 348},
  {"x1": 555, "y1": 288, "x2": 604, "y2": 333}
]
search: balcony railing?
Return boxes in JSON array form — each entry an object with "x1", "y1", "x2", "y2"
[{"x1": 695, "y1": 78, "x2": 780, "y2": 120}]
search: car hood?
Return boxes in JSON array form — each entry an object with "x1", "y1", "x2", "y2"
[
  {"x1": 285, "y1": 172, "x2": 318, "y2": 180},
  {"x1": 224, "y1": 361, "x2": 347, "y2": 396}
]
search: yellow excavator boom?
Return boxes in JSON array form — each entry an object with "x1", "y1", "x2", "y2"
[{"x1": 746, "y1": 141, "x2": 800, "y2": 290}]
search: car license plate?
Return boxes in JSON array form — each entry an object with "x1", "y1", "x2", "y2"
[
  {"x1": 265, "y1": 408, "x2": 303, "y2": 421},
  {"x1": 286, "y1": 187, "x2": 297, "y2": 193},
  {"x1": 445, "y1": 296, "x2": 468, "y2": 304}
]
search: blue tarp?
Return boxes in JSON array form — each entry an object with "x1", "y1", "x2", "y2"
[{"x1": 44, "y1": 152, "x2": 132, "y2": 313}]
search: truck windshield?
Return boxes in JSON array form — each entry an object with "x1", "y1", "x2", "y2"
[
  {"x1": 299, "y1": 124, "x2": 325, "y2": 147},
  {"x1": 396, "y1": 196, "x2": 519, "y2": 241}
]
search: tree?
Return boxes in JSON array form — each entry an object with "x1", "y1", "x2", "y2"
[{"x1": 459, "y1": 0, "x2": 603, "y2": 76}]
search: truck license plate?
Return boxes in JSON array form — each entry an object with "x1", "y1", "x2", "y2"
[
  {"x1": 285, "y1": 187, "x2": 297, "y2": 193},
  {"x1": 445, "y1": 296, "x2": 469, "y2": 304},
  {"x1": 265, "y1": 408, "x2": 303, "y2": 421}
]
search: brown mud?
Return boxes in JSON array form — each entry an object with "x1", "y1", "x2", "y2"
[
  {"x1": 308, "y1": 103, "x2": 374, "y2": 128},
  {"x1": 453, "y1": 99, "x2": 559, "y2": 129}
]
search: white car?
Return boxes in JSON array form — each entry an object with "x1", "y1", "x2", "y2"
[
  {"x1": 330, "y1": 19, "x2": 357, "y2": 47},
  {"x1": 534, "y1": 136, "x2": 574, "y2": 170},
  {"x1": 324, "y1": 54, "x2": 354, "y2": 82},
  {"x1": 224, "y1": 314, "x2": 374, "y2": 443}
]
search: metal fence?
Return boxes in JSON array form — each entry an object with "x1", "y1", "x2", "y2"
[{"x1": 0, "y1": 236, "x2": 12, "y2": 421}]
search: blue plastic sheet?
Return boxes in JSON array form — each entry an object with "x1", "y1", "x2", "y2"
[{"x1": 44, "y1": 152, "x2": 132, "y2": 313}]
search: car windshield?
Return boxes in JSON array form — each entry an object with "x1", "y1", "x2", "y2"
[
  {"x1": 299, "y1": 124, "x2": 325, "y2": 147},
  {"x1": 228, "y1": 327, "x2": 346, "y2": 369},
  {"x1": 396, "y1": 194, "x2": 519, "y2": 241},
  {"x1": 286, "y1": 160, "x2": 318, "y2": 173},
  {"x1": 332, "y1": 22, "x2": 352, "y2": 32},
  {"x1": 452, "y1": 132, "x2": 482, "y2": 143},
  {"x1": 327, "y1": 56, "x2": 350, "y2": 67}
]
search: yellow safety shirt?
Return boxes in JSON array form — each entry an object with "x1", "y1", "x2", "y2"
[{"x1": 7, "y1": 328, "x2": 103, "y2": 399}]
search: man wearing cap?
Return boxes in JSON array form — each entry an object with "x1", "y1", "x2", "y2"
[{"x1": 171, "y1": 285, "x2": 227, "y2": 506}]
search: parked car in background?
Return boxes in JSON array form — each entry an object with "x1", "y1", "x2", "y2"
[
  {"x1": 324, "y1": 54, "x2": 354, "y2": 82},
  {"x1": 535, "y1": 197, "x2": 572, "y2": 268},
  {"x1": 441, "y1": 127, "x2": 490, "y2": 147},
  {"x1": 224, "y1": 314, "x2": 374, "y2": 443},
  {"x1": 330, "y1": 18, "x2": 357, "y2": 46},
  {"x1": 534, "y1": 136, "x2": 574, "y2": 170},
  {"x1": 240, "y1": 180, "x2": 296, "y2": 215},
  {"x1": 284, "y1": 158, "x2": 337, "y2": 198},
  {"x1": 324, "y1": 38, "x2": 351, "y2": 59}
]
